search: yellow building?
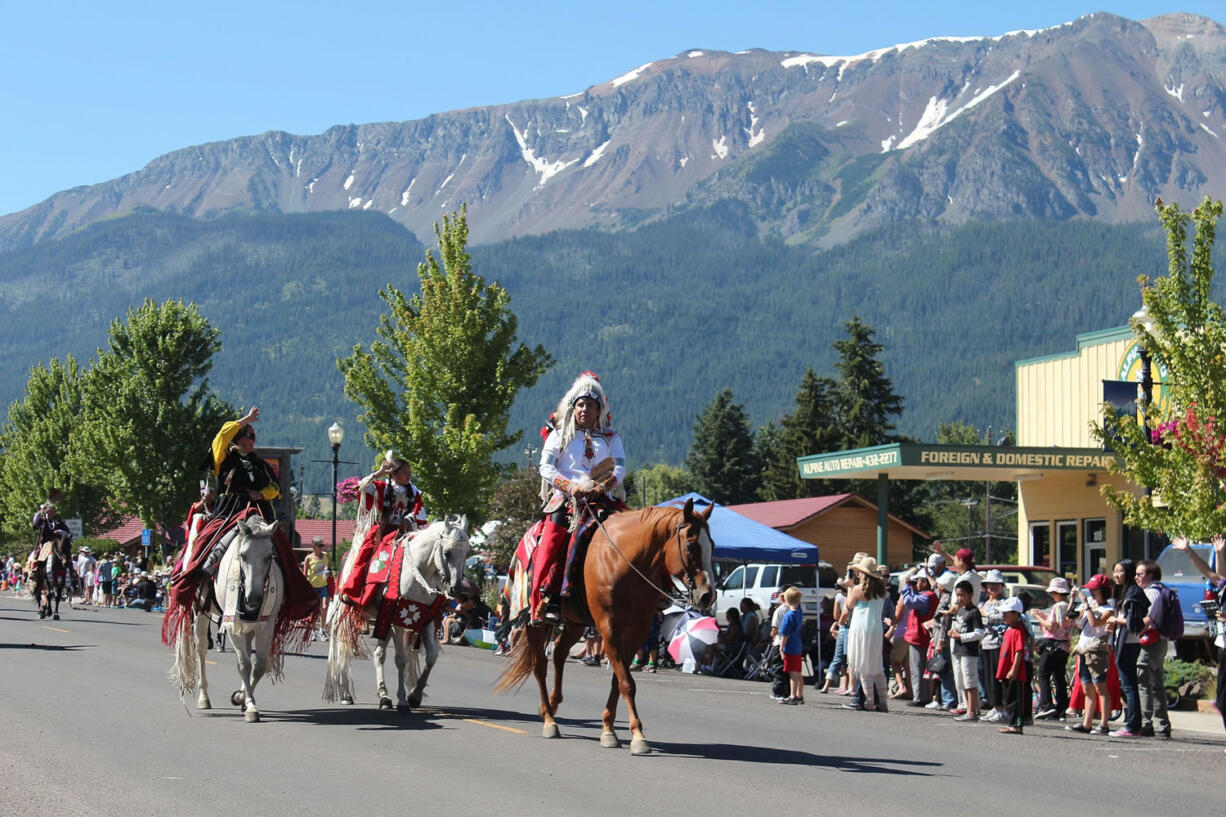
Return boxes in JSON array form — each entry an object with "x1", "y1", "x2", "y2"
[{"x1": 796, "y1": 323, "x2": 1159, "y2": 581}]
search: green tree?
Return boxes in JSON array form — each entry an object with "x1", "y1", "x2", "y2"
[
  {"x1": 484, "y1": 467, "x2": 544, "y2": 569},
  {"x1": 759, "y1": 369, "x2": 841, "y2": 500},
  {"x1": 1093, "y1": 197, "x2": 1226, "y2": 539},
  {"x1": 626, "y1": 463, "x2": 694, "y2": 508},
  {"x1": 686, "y1": 388, "x2": 761, "y2": 504},
  {"x1": 0, "y1": 356, "x2": 116, "y2": 538},
  {"x1": 835, "y1": 315, "x2": 903, "y2": 449},
  {"x1": 338, "y1": 208, "x2": 553, "y2": 521},
  {"x1": 69, "y1": 299, "x2": 232, "y2": 548}
]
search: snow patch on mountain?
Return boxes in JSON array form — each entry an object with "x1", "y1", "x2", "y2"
[
  {"x1": 745, "y1": 101, "x2": 766, "y2": 148},
  {"x1": 711, "y1": 134, "x2": 729, "y2": 160},
  {"x1": 583, "y1": 140, "x2": 611, "y2": 168},
  {"x1": 401, "y1": 178, "x2": 415, "y2": 206},
  {"x1": 505, "y1": 115, "x2": 579, "y2": 188},
  {"x1": 611, "y1": 62, "x2": 653, "y2": 87},
  {"x1": 892, "y1": 70, "x2": 1020, "y2": 150},
  {"x1": 344, "y1": 173, "x2": 355, "y2": 191},
  {"x1": 1165, "y1": 81, "x2": 1184, "y2": 101}
]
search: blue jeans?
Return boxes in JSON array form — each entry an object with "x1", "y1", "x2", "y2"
[
  {"x1": 825, "y1": 627, "x2": 848, "y2": 683},
  {"x1": 937, "y1": 643, "x2": 957, "y2": 706},
  {"x1": 1116, "y1": 642, "x2": 1142, "y2": 732}
]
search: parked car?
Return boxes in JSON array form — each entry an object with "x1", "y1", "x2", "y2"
[
  {"x1": 1156, "y1": 542, "x2": 1218, "y2": 658},
  {"x1": 977, "y1": 565, "x2": 1060, "y2": 589},
  {"x1": 712, "y1": 561, "x2": 838, "y2": 623}
]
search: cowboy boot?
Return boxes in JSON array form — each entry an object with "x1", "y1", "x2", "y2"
[{"x1": 534, "y1": 519, "x2": 569, "y2": 622}]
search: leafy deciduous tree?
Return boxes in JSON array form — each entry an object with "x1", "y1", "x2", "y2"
[
  {"x1": 0, "y1": 356, "x2": 115, "y2": 539},
  {"x1": 69, "y1": 299, "x2": 232, "y2": 547},
  {"x1": 338, "y1": 208, "x2": 553, "y2": 521},
  {"x1": 1093, "y1": 197, "x2": 1226, "y2": 539},
  {"x1": 625, "y1": 463, "x2": 694, "y2": 509}
]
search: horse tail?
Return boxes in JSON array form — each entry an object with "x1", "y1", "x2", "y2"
[
  {"x1": 493, "y1": 629, "x2": 534, "y2": 694},
  {"x1": 167, "y1": 612, "x2": 199, "y2": 697},
  {"x1": 322, "y1": 603, "x2": 367, "y2": 701}
]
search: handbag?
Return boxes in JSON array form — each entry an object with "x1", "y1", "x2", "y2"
[{"x1": 924, "y1": 652, "x2": 947, "y2": 674}]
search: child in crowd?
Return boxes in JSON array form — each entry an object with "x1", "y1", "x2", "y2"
[
  {"x1": 949, "y1": 580, "x2": 985, "y2": 721},
  {"x1": 997, "y1": 596, "x2": 1029, "y2": 734},
  {"x1": 777, "y1": 586, "x2": 805, "y2": 705},
  {"x1": 1032, "y1": 577, "x2": 1074, "y2": 720}
]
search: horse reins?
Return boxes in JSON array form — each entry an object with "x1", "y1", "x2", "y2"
[{"x1": 582, "y1": 501, "x2": 702, "y2": 605}]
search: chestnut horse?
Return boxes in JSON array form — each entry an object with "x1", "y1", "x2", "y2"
[{"x1": 495, "y1": 498, "x2": 715, "y2": 755}]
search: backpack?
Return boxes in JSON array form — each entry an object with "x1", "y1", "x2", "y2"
[{"x1": 1148, "y1": 582, "x2": 1184, "y2": 641}]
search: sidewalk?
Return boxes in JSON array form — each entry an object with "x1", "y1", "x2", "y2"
[{"x1": 1170, "y1": 701, "x2": 1223, "y2": 736}]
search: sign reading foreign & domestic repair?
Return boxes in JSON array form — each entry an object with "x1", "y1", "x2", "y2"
[{"x1": 798, "y1": 443, "x2": 1116, "y2": 479}]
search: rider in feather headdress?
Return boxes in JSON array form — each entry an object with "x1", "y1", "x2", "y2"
[{"x1": 533, "y1": 372, "x2": 626, "y2": 622}]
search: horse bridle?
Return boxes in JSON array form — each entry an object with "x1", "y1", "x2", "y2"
[
  {"x1": 668, "y1": 520, "x2": 705, "y2": 602},
  {"x1": 585, "y1": 501, "x2": 704, "y2": 605}
]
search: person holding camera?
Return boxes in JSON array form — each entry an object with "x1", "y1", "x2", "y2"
[
  {"x1": 1171, "y1": 535, "x2": 1226, "y2": 736},
  {"x1": 1067, "y1": 574, "x2": 1114, "y2": 735},
  {"x1": 900, "y1": 566, "x2": 938, "y2": 707}
]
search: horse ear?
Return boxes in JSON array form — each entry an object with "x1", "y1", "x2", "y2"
[
  {"x1": 699, "y1": 502, "x2": 714, "y2": 521},
  {"x1": 456, "y1": 514, "x2": 468, "y2": 534},
  {"x1": 683, "y1": 497, "x2": 695, "y2": 518},
  {"x1": 237, "y1": 519, "x2": 249, "y2": 536}
]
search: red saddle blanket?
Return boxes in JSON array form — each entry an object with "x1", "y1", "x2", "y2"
[{"x1": 369, "y1": 538, "x2": 447, "y2": 641}]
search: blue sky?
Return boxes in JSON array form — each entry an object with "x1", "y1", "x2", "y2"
[{"x1": 0, "y1": 1, "x2": 1219, "y2": 217}]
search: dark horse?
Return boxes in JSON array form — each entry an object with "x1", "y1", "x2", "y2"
[
  {"x1": 495, "y1": 498, "x2": 715, "y2": 755},
  {"x1": 31, "y1": 537, "x2": 73, "y2": 620}
]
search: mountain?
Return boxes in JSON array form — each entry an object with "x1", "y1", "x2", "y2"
[
  {"x1": 0, "y1": 205, "x2": 1193, "y2": 494},
  {"x1": 2, "y1": 12, "x2": 1225, "y2": 251}
]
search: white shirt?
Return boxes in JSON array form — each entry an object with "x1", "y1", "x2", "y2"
[
  {"x1": 771, "y1": 603, "x2": 788, "y2": 646},
  {"x1": 539, "y1": 428, "x2": 625, "y2": 497}
]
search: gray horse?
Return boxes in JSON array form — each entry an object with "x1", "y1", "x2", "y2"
[{"x1": 324, "y1": 516, "x2": 470, "y2": 711}]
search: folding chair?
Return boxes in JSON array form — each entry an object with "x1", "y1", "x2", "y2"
[
  {"x1": 713, "y1": 641, "x2": 747, "y2": 678},
  {"x1": 742, "y1": 641, "x2": 773, "y2": 681}
]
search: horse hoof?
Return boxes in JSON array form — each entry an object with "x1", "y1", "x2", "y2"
[
  {"x1": 197, "y1": 699, "x2": 212, "y2": 710},
  {"x1": 630, "y1": 739, "x2": 652, "y2": 756},
  {"x1": 542, "y1": 723, "x2": 560, "y2": 739},
  {"x1": 231, "y1": 691, "x2": 245, "y2": 707},
  {"x1": 408, "y1": 694, "x2": 422, "y2": 709},
  {"x1": 340, "y1": 696, "x2": 354, "y2": 706},
  {"x1": 378, "y1": 697, "x2": 393, "y2": 710},
  {"x1": 397, "y1": 703, "x2": 412, "y2": 713},
  {"x1": 244, "y1": 709, "x2": 260, "y2": 723},
  {"x1": 600, "y1": 733, "x2": 620, "y2": 748}
]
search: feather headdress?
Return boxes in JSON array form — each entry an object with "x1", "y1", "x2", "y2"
[{"x1": 554, "y1": 371, "x2": 612, "y2": 449}]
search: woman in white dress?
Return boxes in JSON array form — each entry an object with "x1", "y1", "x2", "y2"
[{"x1": 840, "y1": 555, "x2": 889, "y2": 712}]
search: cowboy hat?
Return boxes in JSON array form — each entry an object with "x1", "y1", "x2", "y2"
[{"x1": 850, "y1": 555, "x2": 880, "y2": 576}]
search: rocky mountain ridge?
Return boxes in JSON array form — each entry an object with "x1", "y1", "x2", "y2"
[{"x1": 1, "y1": 11, "x2": 1224, "y2": 251}]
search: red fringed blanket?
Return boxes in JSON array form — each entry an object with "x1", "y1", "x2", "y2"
[{"x1": 161, "y1": 508, "x2": 319, "y2": 655}]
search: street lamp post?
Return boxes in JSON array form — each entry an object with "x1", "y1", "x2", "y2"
[
  {"x1": 1132, "y1": 300, "x2": 1157, "y2": 556},
  {"x1": 961, "y1": 498, "x2": 978, "y2": 552},
  {"x1": 328, "y1": 422, "x2": 344, "y2": 570}
]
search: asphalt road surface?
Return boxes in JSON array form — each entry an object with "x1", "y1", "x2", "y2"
[{"x1": 1, "y1": 596, "x2": 1221, "y2": 816}]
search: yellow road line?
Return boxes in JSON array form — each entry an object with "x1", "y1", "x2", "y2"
[
  {"x1": 42, "y1": 625, "x2": 69, "y2": 633},
  {"x1": 205, "y1": 660, "x2": 218, "y2": 665},
  {"x1": 463, "y1": 718, "x2": 527, "y2": 735}
]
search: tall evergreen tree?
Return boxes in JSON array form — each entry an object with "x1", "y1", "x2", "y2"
[
  {"x1": 686, "y1": 389, "x2": 761, "y2": 504},
  {"x1": 338, "y1": 207, "x2": 553, "y2": 521},
  {"x1": 834, "y1": 316, "x2": 903, "y2": 449},
  {"x1": 759, "y1": 369, "x2": 841, "y2": 500}
]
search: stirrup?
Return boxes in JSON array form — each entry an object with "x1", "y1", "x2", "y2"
[{"x1": 541, "y1": 598, "x2": 562, "y2": 623}]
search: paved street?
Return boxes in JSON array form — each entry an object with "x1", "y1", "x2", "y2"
[{"x1": 1, "y1": 595, "x2": 1222, "y2": 816}]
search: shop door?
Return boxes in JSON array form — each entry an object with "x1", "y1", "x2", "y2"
[
  {"x1": 1083, "y1": 518, "x2": 1107, "y2": 582},
  {"x1": 1056, "y1": 521, "x2": 1078, "y2": 578}
]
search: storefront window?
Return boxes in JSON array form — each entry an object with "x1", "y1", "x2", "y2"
[
  {"x1": 1083, "y1": 518, "x2": 1107, "y2": 580},
  {"x1": 1029, "y1": 522, "x2": 1050, "y2": 567},
  {"x1": 1056, "y1": 521, "x2": 1077, "y2": 577},
  {"x1": 1121, "y1": 525, "x2": 1169, "y2": 562}
]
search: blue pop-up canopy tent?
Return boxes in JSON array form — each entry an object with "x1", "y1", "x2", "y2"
[{"x1": 658, "y1": 493, "x2": 818, "y2": 564}]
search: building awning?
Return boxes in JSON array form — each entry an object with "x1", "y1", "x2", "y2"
[{"x1": 798, "y1": 443, "x2": 1116, "y2": 482}]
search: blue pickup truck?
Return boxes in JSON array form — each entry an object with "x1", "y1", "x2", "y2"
[{"x1": 1155, "y1": 542, "x2": 1220, "y2": 659}]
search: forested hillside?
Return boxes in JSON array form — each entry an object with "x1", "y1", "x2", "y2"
[{"x1": 0, "y1": 204, "x2": 1201, "y2": 491}]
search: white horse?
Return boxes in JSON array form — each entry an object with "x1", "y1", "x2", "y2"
[
  {"x1": 169, "y1": 517, "x2": 284, "y2": 723},
  {"x1": 324, "y1": 516, "x2": 470, "y2": 711}
]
